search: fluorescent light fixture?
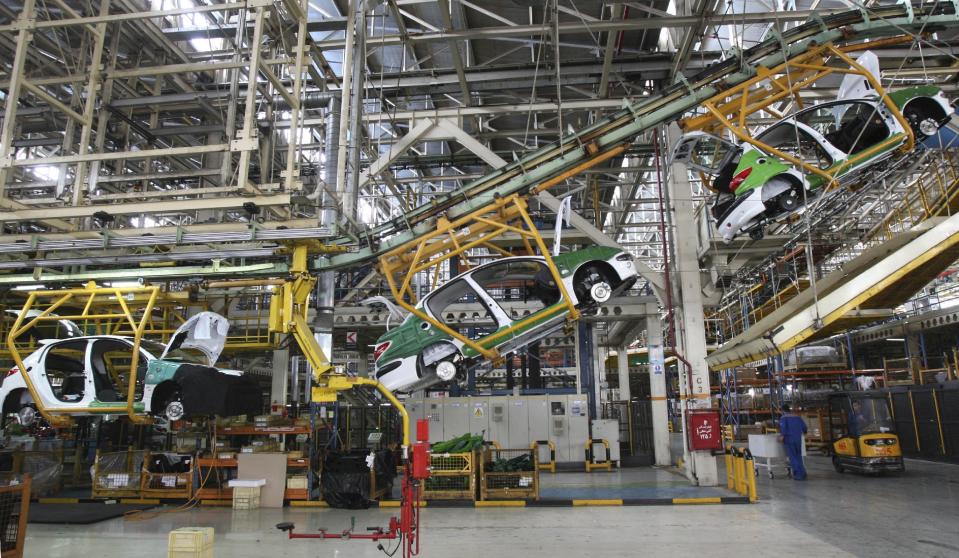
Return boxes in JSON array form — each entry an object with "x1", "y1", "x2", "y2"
[
  {"x1": 107, "y1": 280, "x2": 143, "y2": 288},
  {"x1": 12, "y1": 284, "x2": 44, "y2": 291},
  {"x1": 886, "y1": 338, "x2": 905, "y2": 342}
]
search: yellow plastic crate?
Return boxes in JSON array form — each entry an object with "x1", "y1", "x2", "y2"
[
  {"x1": 286, "y1": 475, "x2": 308, "y2": 490},
  {"x1": 232, "y1": 486, "x2": 261, "y2": 510},
  {"x1": 168, "y1": 527, "x2": 214, "y2": 558}
]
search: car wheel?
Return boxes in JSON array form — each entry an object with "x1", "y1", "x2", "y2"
[
  {"x1": 163, "y1": 396, "x2": 186, "y2": 422},
  {"x1": 777, "y1": 191, "x2": 799, "y2": 212},
  {"x1": 16, "y1": 404, "x2": 38, "y2": 427},
  {"x1": 832, "y1": 455, "x2": 845, "y2": 474},
  {"x1": 435, "y1": 360, "x2": 458, "y2": 382},
  {"x1": 748, "y1": 228, "x2": 765, "y2": 241},
  {"x1": 904, "y1": 105, "x2": 942, "y2": 138},
  {"x1": 574, "y1": 265, "x2": 614, "y2": 305}
]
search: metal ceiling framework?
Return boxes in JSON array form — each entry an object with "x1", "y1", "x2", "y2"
[{"x1": 0, "y1": 0, "x2": 957, "y2": 318}]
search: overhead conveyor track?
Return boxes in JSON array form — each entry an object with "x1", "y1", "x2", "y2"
[{"x1": 320, "y1": 3, "x2": 959, "y2": 272}]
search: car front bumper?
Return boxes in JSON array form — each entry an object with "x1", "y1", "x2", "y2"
[
  {"x1": 717, "y1": 187, "x2": 766, "y2": 242},
  {"x1": 375, "y1": 355, "x2": 420, "y2": 393}
]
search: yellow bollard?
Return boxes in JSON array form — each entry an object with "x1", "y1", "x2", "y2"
[
  {"x1": 744, "y1": 455, "x2": 758, "y2": 503},
  {"x1": 736, "y1": 455, "x2": 746, "y2": 495},
  {"x1": 725, "y1": 446, "x2": 735, "y2": 490}
]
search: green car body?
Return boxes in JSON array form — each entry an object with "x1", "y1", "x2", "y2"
[
  {"x1": 373, "y1": 246, "x2": 639, "y2": 393},
  {"x1": 673, "y1": 85, "x2": 953, "y2": 242}
]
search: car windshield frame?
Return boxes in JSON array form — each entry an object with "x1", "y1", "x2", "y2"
[{"x1": 756, "y1": 122, "x2": 835, "y2": 170}]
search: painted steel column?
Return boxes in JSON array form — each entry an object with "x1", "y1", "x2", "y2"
[
  {"x1": 315, "y1": 97, "x2": 338, "y2": 373},
  {"x1": 345, "y1": 0, "x2": 367, "y2": 220},
  {"x1": 667, "y1": 125, "x2": 718, "y2": 486},
  {"x1": 271, "y1": 346, "x2": 290, "y2": 414},
  {"x1": 314, "y1": 265, "x2": 335, "y2": 373},
  {"x1": 593, "y1": 328, "x2": 605, "y2": 417},
  {"x1": 69, "y1": 0, "x2": 109, "y2": 209},
  {"x1": 235, "y1": 5, "x2": 267, "y2": 191},
  {"x1": 617, "y1": 344, "x2": 630, "y2": 401},
  {"x1": 579, "y1": 322, "x2": 596, "y2": 419},
  {"x1": 0, "y1": 0, "x2": 35, "y2": 197},
  {"x1": 646, "y1": 312, "x2": 671, "y2": 466},
  {"x1": 284, "y1": 6, "x2": 308, "y2": 191},
  {"x1": 334, "y1": 0, "x2": 357, "y2": 223},
  {"x1": 220, "y1": 7, "x2": 246, "y2": 188}
]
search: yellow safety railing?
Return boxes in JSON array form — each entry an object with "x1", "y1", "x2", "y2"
[
  {"x1": 584, "y1": 438, "x2": 613, "y2": 473},
  {"x1": 530, "y1": 440, "x2": 556, "y2": 473},
  {"x1": 724, "y1": 445, "x2": 757, "y2": 503}
]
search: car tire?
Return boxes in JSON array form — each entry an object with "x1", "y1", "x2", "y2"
[
  {"x1": 904, "y1": 105, "x2": 942, "y2": 138},
  {"x1": 574, "y1": 265, "x2": 614, "y2": 306},
  {"x1": 748, "y1": 228, "x2": 765, "y2": 241},
  {"x1": 832, "y1": 455, "x2": 845, "y2": 474}
]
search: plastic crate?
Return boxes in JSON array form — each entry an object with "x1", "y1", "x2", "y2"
[
  {"x1": 232, "y1": 486, "x2": 261, "y2": 510},
  {"x1": 286, "y1": 476, "x2": 308, "y2": 490},
  {"x1": 168, "y1": 527, "x2": 214, "y2": 558},
  {"x1": 169, "y1": 549, "x2": 213, "y2": 558}
]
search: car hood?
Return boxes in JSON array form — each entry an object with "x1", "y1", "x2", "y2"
[{"x1": 161, "y1": 311, "x2": 230, "y2": 366}]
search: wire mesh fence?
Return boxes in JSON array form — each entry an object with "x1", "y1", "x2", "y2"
[
  {"x1": 0, "y1": 450, "x2": 63, "y2": 497},
  {"x1": 0, "y1": 475, "x2": 31, "y2": 558},
  {"x1": 479, "y1": 448, "x2": 539, "y2": 500},
  {"x1": 422, "y1": 451, "x2": 476, "y2": 500},
  {"x1": 141, "y1": 452, "x2": 193, "y2": 499},
  {"x1": 92, "y1": 449, "x2": 145, "y2": 498}
]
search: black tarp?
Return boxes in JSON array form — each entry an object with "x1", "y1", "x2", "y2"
[
  {"x1": 172, "y1": 364, "x2": 262, "y2": 417},
  {"x1": 321, "y1": 450, "x2": 397, "y2": 509}
]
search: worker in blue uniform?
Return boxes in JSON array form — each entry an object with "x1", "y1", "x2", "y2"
[{"x1": 778, "y1": 404, "x2": 808, "y2": 481}]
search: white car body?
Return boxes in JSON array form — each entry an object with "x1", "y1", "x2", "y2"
[{"x1": 0, "y1": 311, "x2": 246, "y2": 423}]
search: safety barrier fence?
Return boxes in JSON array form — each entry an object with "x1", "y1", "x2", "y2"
[
  {"x1": 724, "y1": 446, "x2": 757, "y2": 503},
  {"x1": 584, "y1": 439, "x2": 613, "y2": 473},
  {"x1": 0, "y1": 475, "x2": 30, "y2": 558},
  {"x1": 530, "y1": 440, "x2": 556, "y2": 473}
]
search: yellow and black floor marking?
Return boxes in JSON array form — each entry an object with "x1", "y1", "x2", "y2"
[{"x1": 34, "y1": 496, "x2": 750, "y2": 508}]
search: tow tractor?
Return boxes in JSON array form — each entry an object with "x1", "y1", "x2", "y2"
[{"x1": 827, "y1": 391, "x2": 904, "y2": 474}]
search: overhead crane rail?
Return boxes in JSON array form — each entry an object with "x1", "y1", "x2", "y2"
[{"x1": 320, "y1": 3, "x2": 959, "y2": 272}]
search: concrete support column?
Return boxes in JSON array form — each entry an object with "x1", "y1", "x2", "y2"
[
  {"x1": 646, "y1": 313, "x2": 672, "y2": 466},
  {"x1": 617, "y1": 344, "x2": 630, "y2": 401},
  {"x1": 592, "y1": 328, "x2": 604, "y2": 417},
  {"x1": 271, "y1": 346, "x2": 290, "y2": 414},
  {"x1": 667, "y1": 125, "x2": 718, "y2": 486}
]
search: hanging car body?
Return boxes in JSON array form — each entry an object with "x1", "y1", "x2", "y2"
[
  {"x1": 372, "y1": 246, "x2": 638, "y2": 393},
  {"x1": 0, "y1": 311, "x2": 262, "y2": 425},
  {"x1": 672, "y1": 85, "x2": 953, "y2": 242}
]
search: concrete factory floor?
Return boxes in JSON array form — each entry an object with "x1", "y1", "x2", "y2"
[{"x1": 25, "y1": 457, "x2": 959, "y2": 558}]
